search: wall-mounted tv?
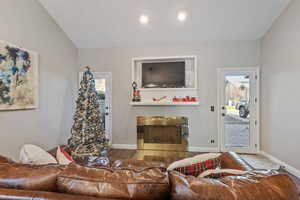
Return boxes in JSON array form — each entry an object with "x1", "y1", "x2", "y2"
[{"x1": 142, "y1": 61, "x2": 185, "y2": 88}]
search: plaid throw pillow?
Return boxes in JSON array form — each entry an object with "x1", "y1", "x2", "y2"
[{"x1": 173, "y1": 157, "x2": 220, "y2": 177}]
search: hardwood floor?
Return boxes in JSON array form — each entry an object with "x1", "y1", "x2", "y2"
[
  {"x1": 108, "y1": 149, "x2": 202, "y2": 166},
  {"x1": 108, "y1": 149, "x2": 300, "y2": 194}
]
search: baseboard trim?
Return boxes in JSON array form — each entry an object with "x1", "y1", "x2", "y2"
[
  {"x1": 260, "y1": 151, "x2": 300, "y2": 179},
  {"x1": 111, "y1": 144, "x2": 137, "y2": 150},
  {"x1": 188, "y1": 147, "x2": 219, "y2": 152}
]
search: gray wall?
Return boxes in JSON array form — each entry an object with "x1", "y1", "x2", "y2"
[
  {"x1": 78, "y1": 41, "x2": 260, "y2": 149},
  {"x1": 261, "y1": 0, "x2": 300, "y2": 170},
  {"x1": 0, "y1": 0, "x2": 77, "y2": 159}
]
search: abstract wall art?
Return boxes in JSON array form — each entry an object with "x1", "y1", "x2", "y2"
[{"x1": 0, "y1": 41, "x2": 38, "y2": 110}]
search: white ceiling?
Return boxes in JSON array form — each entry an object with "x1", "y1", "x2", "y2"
[{"x1": 38, "y1": 0, "x2": 291, "y2": 48}]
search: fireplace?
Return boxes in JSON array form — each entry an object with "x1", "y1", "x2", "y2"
[{"x1": 137, "y1": 116, "x2": 188, "y2": 151}]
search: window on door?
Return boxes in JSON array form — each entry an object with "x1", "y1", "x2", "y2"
[
  {"x1": 224, "y1": 75, "x2": 250, "y2": 148},
  {"x1": 95, "y1": 78, "x2": 106, "y2": 131}
]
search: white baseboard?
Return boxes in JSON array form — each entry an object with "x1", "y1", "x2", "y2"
[
  {"x1": 111, "y1": 144, "x2": 137, "y2": 150},
  {"x1": 188, "y1": 147, "x2": 219, "y2": 152},
  {"x1": 260, "y1": 151, "x2": 300, "y2": 179}
]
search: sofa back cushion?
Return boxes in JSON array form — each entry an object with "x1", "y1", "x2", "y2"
[
  {"x1": 57, "y1": 163, "x2": 170, "y2": 200},
  {"x1": 0, "y1": 163, "x2": 63, "y2": 192},
  {"x1": 112, "y1": 159, "x2": 167, "y2": 171},
  {"x1": 169, "y1": 171, "x2": 299, "y2": 200}
]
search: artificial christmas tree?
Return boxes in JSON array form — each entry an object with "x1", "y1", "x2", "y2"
[{"x1": 68, "y1": 66, "x2": 109, "y2": 157}]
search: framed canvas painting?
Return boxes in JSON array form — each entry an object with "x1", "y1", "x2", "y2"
[{"x1": 0, "y1": 40, "x2": 38, "y2": 110}]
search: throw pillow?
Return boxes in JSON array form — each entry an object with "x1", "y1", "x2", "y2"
[
  {"x1": 167, "y1": 153, "x2": 221, "y2": 177},
  {"x1": 198, "y1": 168, "x2": 247, "y2": 179},
  {"x1": 19, "y1": 144, "x2": 57, "y2": 165},
  {"x1": 56, "y1": 146, "x2": 74, "y2": 165},
  {"x1": 173, "y1": 157, "x2": 220, "y2": 177}
]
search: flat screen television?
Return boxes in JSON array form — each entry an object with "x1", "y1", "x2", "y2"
[{"x1": 142, "y1": 61, "x2": 185, "y2": 88}]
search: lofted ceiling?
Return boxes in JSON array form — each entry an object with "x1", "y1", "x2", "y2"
[{"x1": 38, "y1": 0, "x2": 291, "y2": 48}]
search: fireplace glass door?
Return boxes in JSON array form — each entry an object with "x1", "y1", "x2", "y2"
[{"x1": 137, "y1": 116, "x2": 188, "y2": 151}]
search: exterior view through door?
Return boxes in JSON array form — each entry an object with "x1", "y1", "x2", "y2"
[
  {"x1": 80, "y1": 72, "x2": 112, "y2": 145},
  {"x1": 218, "y1": 68, "x2": 259, "y2": 154}
]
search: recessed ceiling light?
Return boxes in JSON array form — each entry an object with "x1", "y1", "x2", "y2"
[
  {"x1": 140, "y1": 15, "x2": 149, "y2": 24},
  {"x1": 177, "y1": 12, "x2": 187, "y2": 22}
]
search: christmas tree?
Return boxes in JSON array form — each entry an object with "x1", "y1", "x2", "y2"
[{"x1": 68, "y1": 66, "x2": 109, "y2": 157}]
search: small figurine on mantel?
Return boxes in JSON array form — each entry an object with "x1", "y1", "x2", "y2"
[{"x1": 132, "y1": 81, "x2": 141, "y2": 102}]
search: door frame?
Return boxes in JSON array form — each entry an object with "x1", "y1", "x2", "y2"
[
  {"x1": 79, "y1": 72, "x2": 113, "y2": 145},
  {"x1": 217, "y1": 67, "x2": 260, "y2": 154}
]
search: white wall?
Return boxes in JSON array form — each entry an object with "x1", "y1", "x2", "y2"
[
  {"x1": 0, "y1": 0, "x2": 77, "y2": 159},
  {"x1": 261, "y1": 0, "x2": 300, "y2": 170},
  {"x1": 78, "y1": 41, "x2": 260, "y2": 149}
]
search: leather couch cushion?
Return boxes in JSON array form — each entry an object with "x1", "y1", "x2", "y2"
[
  {"x1": 112, "y1": 159, "x2": 167, "y2": 171},
  {"x1": 0, "y1": 188, "x2": 122, "y2": 200},
  {"x1": 57, "y1": 163, "x2": 170, "y2": 200},
  {"x1": 0, "y1": 163, "x2": 64, "y2": 192},
  {"x1": 169, "y1": 171, "x2": 299, "y2": 200}
]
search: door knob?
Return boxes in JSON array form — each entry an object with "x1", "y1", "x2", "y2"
[{"x1": 222, "y1": 113, "x2": 226, "y2": 117}]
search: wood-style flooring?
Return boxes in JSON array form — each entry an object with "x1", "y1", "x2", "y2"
[
  {"x1": 108, "y1": 149, "x2": 300, "y2": 194},
  {"x1": 108, "y1": 149, "x2": 201, "y2": 166}
]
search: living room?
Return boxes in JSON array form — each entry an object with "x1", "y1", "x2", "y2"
[{"x1": 0, "y1": 0, "x2": 299, "y2": 199}]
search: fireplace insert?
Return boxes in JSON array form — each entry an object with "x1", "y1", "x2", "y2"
[{"x1": 137, "y1": 116, "x2": 188, "y2": 151}]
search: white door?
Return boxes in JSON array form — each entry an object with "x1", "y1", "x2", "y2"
[
  {"x1": 218, "y1": 68, "x2": 259, "y2": 154},
  {"x1": 79, "y1": 72, "x2": 112, "y2": 145}
]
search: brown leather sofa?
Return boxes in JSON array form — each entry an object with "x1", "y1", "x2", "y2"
[{"x1": 0, "y1": 152, "x2": 298, "y2": 200}]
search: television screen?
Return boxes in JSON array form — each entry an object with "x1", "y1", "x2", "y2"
[{"x1": 142, "y1": 62, "x2": 185, "y2": 88}]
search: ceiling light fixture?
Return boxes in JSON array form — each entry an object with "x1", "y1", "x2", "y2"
[
  {"x1": 140, "y1": 15, "x2": 149, "y2": 24},
  {"x1": 177, "y1": 12, "x2": 187, "y2": 22}
]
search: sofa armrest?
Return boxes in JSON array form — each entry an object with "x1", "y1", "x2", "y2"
[
  {"x1": 219, "y1": 152, "x2": 253, "y2": 171},
  {"x1": 0, "y1": 188, "x2": 120, "y2": 200}
]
